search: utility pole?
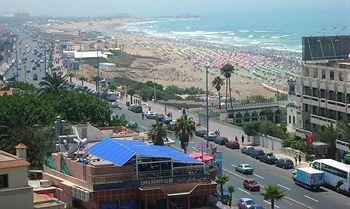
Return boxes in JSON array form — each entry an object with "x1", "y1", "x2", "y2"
[
  {"x1": 44, "y1": 43, "x2": 47, "y2": 74},
  {"x1": 96, "y1": 49, "x2": 100, "y2": 94},
  {"x1": 205, "y1": 65, "x2": 210, "y2": 147},
  {"x1": 153, "y1": 72, "x2": 157, "y2": 101},
  {"x1": 15, "y1": 35, "x2": 18, "y2": 82}
]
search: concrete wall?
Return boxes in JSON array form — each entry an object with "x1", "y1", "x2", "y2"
[
  {"x1": 0, "y1": 186, "x2": 33, "y2": 209},
  {"x1": 250, "y1": 135, "x2": 283, "y2": 151},
  {"x1": 0, "y1": 166, "x2": 28, "y2": 189}
]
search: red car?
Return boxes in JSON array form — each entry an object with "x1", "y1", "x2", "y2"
[{"x1": 243, "y1": 179, "x2": 261, "y2": 191}]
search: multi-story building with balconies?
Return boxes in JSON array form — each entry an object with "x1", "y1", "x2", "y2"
[{"x1": 296, "y1": 40, "x2": 350, "y2": 156}]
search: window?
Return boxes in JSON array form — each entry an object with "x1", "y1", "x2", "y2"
[
  {"x1": 322, "y1": 69, "x2": 326, "y2": 79},
  {"x1": 0, "y1": 174, "x2": 8, "y2": 188},
  {"x1": 321, "y1": 163, "x2": 348, "y2": 179},
  {"x1": 320, "y1": 89, "x2": 327, "y2": 99},
  {"x1": 330, "y1": 70, "x2": 334, "y2": 80},
  {"x1": 289, "y1": 116, "x2": 291, "y2": 124},
  {"x1": 339, "y1": 72, "x2": 344, "y2": 81},
  {"x1": 313, "y1": 68, "x2": 318, "y2": 78},
  {"x1": 304, "y1": 67, "x2": 310, "y2": 77},
  {"x1": 293, "y1": 116, "x2": 295, "y2": 124}
]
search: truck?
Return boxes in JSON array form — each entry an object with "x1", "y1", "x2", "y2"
[{"x1": 292, "y1": 167, "x2": 324, "y2": 190}]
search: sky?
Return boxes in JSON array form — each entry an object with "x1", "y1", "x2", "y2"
[{"x1": 1, "y1": 0, "x2": 349, "y2": 18}]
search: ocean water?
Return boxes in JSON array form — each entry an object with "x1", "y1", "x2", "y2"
[{"x1": 117, "y1": 0, "x2": 350, "y2": 52}]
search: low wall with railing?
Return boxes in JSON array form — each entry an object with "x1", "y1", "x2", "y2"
[{"x1": 249, "y1": 135, "x2": 283, "y2": 151}]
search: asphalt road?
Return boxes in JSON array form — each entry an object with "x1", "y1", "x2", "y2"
[
  {"x1": 3, "y1": 26, "x2": 49, "y2": 87},
  {"x1": 112, "y1": 102, "x2": 350, "y2": 209}
]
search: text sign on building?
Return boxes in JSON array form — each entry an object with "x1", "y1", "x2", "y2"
[{"x1": 140, "y1": 175, "x2": 209, "y2": 186}]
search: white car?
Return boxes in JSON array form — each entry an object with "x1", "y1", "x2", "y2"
[{"x1": 145, "y1": 111, "x2": 157, "y2": 119}]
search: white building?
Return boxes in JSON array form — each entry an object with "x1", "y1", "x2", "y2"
[{"x1": 99, "y1": 63, "x2": 116, "y2": 72}]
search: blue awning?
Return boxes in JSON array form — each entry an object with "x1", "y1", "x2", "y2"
[{"x1": 85, "y1": 138, "x2": 201, "y2": 167}]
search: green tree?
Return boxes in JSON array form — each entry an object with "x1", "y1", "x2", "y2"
[
  {"x1": 173, "y1": 112, "x2": 196, "y2": 153},
  {"x1": 242, "y1": 121, "x2": 260, "y2": 141},
  {"x1": 318, "y1": 124, "x2": 338, "y2": 158},
  {"x1": 339, "y1": 121, "x2": 350, "y2": 144},
  {"x1": 38, "y1": 72, "x2": 67, "y2": 94},
  {"x1": 261, "y1": 185, "x2": 285, "y2": 209},
  {"x1": 110, "y1": 115, "x2": 128, "y2": 126},
  {"x1": 108, "y1": 83, "x2": 116, "y2": 91},
  {"x1": 215, "y1": 175, "x2": 229, "y2": 201},
  {"x1": 128, "y1": 88, "x2": 136, "y2": 104},
  {"x1": 79, "y1": 76, "x2": 87, "y2": 86},
  {"x1": 221, "y1": 63, "x2": 235, "y2": 110},
  {"x1": 228, "y1": 186, "x2": 235, "y2": 207},
  {"x1": 67, "y1": 72, "x2": 74, "y2": 83},
  {"x1": 148, "y1": 121, "x2": 168, "y2": 146},
  {"x1": 212, "y1": 76, "x2": 224, "y2": 109}
]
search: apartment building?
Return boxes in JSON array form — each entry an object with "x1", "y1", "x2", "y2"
[
  {"x1": 0, "y1": 144, "x2": 33, "y2": 209},
  {"x1": 295, "y1": 35, "x2": 350, "y2": 156}
]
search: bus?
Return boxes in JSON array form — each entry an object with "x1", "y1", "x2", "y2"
[{"x1": 310, "y1": 159, "x2": 350, "y2": 193}]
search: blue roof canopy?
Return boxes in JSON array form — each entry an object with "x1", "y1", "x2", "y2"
[{"x1": 85, "y1": 138, "x2": 201, "y2": 167}]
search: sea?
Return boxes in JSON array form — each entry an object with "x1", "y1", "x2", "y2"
[{"x1": 113, "y1": 0, "x2": 350, "y2": 53}]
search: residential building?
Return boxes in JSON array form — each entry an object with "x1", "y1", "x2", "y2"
[
  {"x1": 0, "y1": 144, "x2": 33, "y2": 209},
  {"x1": 43, "y1": 138, "x2": 216, "y2": 209},
  {"x1": 295, "y1": 35, "x2": 350, "y2": 156}
]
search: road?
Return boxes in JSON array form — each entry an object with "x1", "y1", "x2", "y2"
[
  {"x1": 2, "y1": 25, "x2": 50, "y2": 87},
  {"x1": 112, "y1": 101, "x2": 350, "y2": 209}
]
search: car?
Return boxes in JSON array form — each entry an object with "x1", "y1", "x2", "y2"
[
  {"x1": 241, "y1": 146, "x2": 253, "y2": 154},
  {"x1": 214, "y1": 136, "x2": 229, "y2": 145},
  {"x1": 246, "y1": 147, "x2": 256, "y2": 156},
  {"x1": 155, "y1": 114, "x2": 165, "y2": 122},
  {"x1": 237, "y1": 198, "x2": 256, "y2": 209},
  {"x1": 127, "y1": 104, "x2": 137, "y2": 111},
  {"x1": 243, "y1": 179, "x2": 261, "y2": 191},
  {"x1": 110, "y1": 102, "x2": 121, "y2": 109},
  {"x1": 226, "y1": 141, "x2": 240, "y2": 149},
  {"x1": 166, "y1": 120, "x2": 176, "y2": 129},
  {"x1": 259, "y1": 153, "x2": 278, "y2": 164},
  {"x1": 145, "y1": 111, "x2": 157, "y2": 119},
  {"x1": 204, "y1": 132, "x2": 217, "y2": 141},
  {"x1": 251, "y1": 149, "x2": 265, "y2": 159},
  {"x1": 195, "y1": 129, "x2": 207, "y2": 137},
  {"x1": 30, "y1": 59, "x2": 34, "y2": 62},
  {"x1": 235, "y1": 164, "x2": 253, "y2": 174},
  {"x1": 276, "y1": 158, "x2": 294, "y2": 169}
]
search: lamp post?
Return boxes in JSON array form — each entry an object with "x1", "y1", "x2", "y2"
[{"x1": 205, "y1": 63, "x2": 211, "y2": 147}]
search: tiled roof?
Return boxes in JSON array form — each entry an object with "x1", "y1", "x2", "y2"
[
  {"x1": 15, "y1": 143, "x2": 28, "y2": 149},
  {"x1": 0, "y1": 159, "x2": 30, "y2": 169}
]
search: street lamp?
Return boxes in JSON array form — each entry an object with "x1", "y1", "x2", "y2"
[{"x1": 204, "y1": 62, "x2": 211, "y2": 147}]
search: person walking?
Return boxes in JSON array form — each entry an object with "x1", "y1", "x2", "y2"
[
  {"x1": 141, "y1": 112, "x2": 145, "y2": 120},
  {"x1": 235, "y1": 136, "x2": 238, "y2": 141},
  {"x1": 241, "y1": 135, "x2": 245, "y2": 144},
  {"x1": 294, "y1": 156, "x2": 298, "y2": 166},
  {"x1": 298, "y1": 155, "x2": 302, "y2": 165}
]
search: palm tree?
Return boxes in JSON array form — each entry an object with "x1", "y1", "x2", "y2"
[
  {"x1": 212, "y1": 76, "x2": 224, "y2": 109},
  {"x1": 173, "y1": 111, "x2": 196, "y2": 153},
  {"x1": 221, "y1": 63, "x2": 235, "y2": 110},
  {"x1": 215, "y1": 175, "x2": 229, "y2": 201},
  {"x1": 38, "y1": 72, "x2": 67, "y2": 94},
  {"x1": 318, "y1": 124, "x2": 338, "y2": 158},
  {"x1": 127, "y1": 88, "x2": 136, "y2": 104},
  {"x1": 79, "y1": 76, "x2": 86, "y2": 86},
  {"x1": 261, "y1": 185, "x2": 285, "y2": 209},
  {"x1": 148, "y1": 121, "x2": 168, "y2": 146},
  {"x1": 228, "y1": 185, "x2": 235, "y2": 207},
  {"x1": 67, "y1": 72, "x2": 74, "y2": 83},
  {"x1": 339, "y1": 121, "x2": 350, "y2": 143}
]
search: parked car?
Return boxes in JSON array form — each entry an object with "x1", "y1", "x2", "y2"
[
  {"x1": 251, "y1": 149, "x2": 265, "y2": 159},
  {"x1": 237, "y1": 198, "x2": 256, "y2": 209},
  {"x1": 226, "y1": 141, "x2": 240, "y2": 149},
  {"x1": 204, "y1": 132, "x2": 217, "y2": 141},
  {"x1": 214, "y1": 136, "x2": 229, "y2": 145},
  {"x1": 155, "y1": 114, "x2": 165, "y2": 122},
  {"x1": 145, "y1": 111, "x2": 157, "y2": 119},
  {"x1": 241, "y1": 146, "x2": 253, "y2": 154},
  {"x1": 110, "y1": 102, "x2": 121, "y2": 109},
  {"x1": 246, "y1": 147, "x2": 256, "y2": 156},
  {"x1": 243, "y1": 179, "x2": 261, "y2": 191},
  {"x1": 128, "y1": 105, "x2": 142, "y2": 113},
  {"x1": 276, "y1": 158, "x2": 294, "y2": 169},
  {"x1": 235, "y1": 164, "x2": 253, "y2": 174},
  {"x1": 260, "y1": 153, "x2": 278, "y2": 164},
  {"x1": 195, "y1": 129, "x2": 207, "y2": 137}
]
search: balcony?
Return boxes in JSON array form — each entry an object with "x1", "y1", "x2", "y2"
[
  {"x1": 336, "y1": 102, "x2": 346, "y2": 113},
  {"x1": 320, "y1": 98, "x2": 327, "y2": 108},
  {"x1": 327, "y1": 100, "x2": 337, "y2": 111},
  {"x1": 310, "y1": 114, "x2": 337, "y2": 127},
  {"x1": 336, "y1": 140, "x2": 350, "y2": 152},
  {"x1": 302, "y1": 95, "x2": 320, "y2": 106},
  {"x1": 311, "y1": 78, "x2": 318, "y2": 88}
]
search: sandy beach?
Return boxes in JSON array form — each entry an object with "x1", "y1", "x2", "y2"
[{"x1": 40, "y1": 17, "x2": 302, "y2": 99}]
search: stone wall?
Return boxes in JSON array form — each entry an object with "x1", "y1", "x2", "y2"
[{"x1": 249, "y1": 135, "x2": 283, "y2": 151}]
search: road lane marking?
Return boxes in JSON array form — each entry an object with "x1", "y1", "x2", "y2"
[
  {"x1": 264, "y1": 200, "x2": 280, "y2": 208},
  {"x1": 278, "y1": 183, "x2": 291, "y2": 190},
  {"x1": 238, "y1": 187, "x2": 250, "y2": 195},
  {"x1": 304, "y1": 195, "x2": 319, "y2": 203},
  {"x1": 253, "y1": 173, "x2": 265, "y2": 179}
]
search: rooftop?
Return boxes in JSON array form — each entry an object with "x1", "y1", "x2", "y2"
[{"x1": 0, "y1": 150, "x2": 30, "y2": 168}]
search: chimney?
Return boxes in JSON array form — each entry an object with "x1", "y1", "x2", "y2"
[{"x1": 15, "y1": 143, "x2": 27, "y2": 160}]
